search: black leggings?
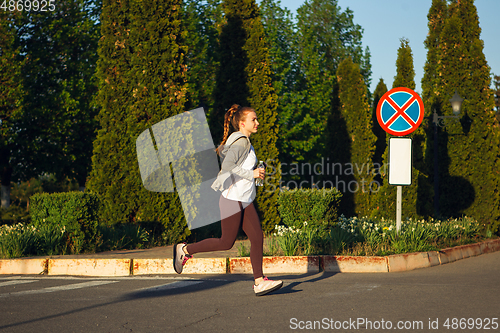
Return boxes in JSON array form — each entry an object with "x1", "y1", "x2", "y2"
[{"x1": 186, "y1": 195, "x2": 264, "y2": 279}]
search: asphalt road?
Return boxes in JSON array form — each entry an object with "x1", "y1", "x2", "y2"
[{"x1": 1, "y1": 251, "x2": 499, "y2": 333}]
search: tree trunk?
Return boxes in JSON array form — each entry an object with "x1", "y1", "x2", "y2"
[{"x1": 1, "y1": 184, "x2": 10, "y2": 208}]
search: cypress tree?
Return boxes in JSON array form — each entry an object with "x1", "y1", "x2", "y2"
[
  {"x1": 207, "y1": 0, "x2": 280, "y2": 232},
  {"x1": 87, "y1": 0, "x2": 190, "y2": 243},
  {"x1": 259, "y1": 0, "x2": 296, "y2": 101},
  {"x1": 8, "y1": 0, "x2": 100, "y2": 188},
  {"x1": 422, "y1": 0, "x2": 448, "y2": 114},
  {"x1": 259, "y1": 1, "x2": 297, "y2": 179},
  {"x1": 392, "y1": 38, "x2": 416, "y2": 90},
  {"x1": 244, "y1": 1, "x2": 280, "y2": 232},
  {"x1": 183, "y1": 0, "x2": 222, "y2": 112},
  {"x1": 494, "y1": 75, "x2": 500, "y2": 113},
  {"x1": 209, "y1": 0, "x2": 252, "y2": 143},
  {"x1": 0, "y1": 11, "x2": 23, "y2": 207},
  {"x1": 421, "y1": 0, "x2": 449, "y2": 222},
  {"x1": 336, "y1": 57, "x2": 376, "y2": 216},
  {"x1": 494, "y1": 75, "x2": 500, "y2": 123},
  {"x1": 279, "y1": 0, "x2": 370, "y2": 185},
  {"x1": 432, "y1": 0, "x2": 500, "y2": 229},
  {"x1": 371, "y1": 78, "x2": 388, "y2": 181}
]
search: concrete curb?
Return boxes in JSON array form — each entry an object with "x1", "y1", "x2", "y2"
[
  {"x1": 230, "y1": 256, "x2": 320, "y2": 274},
  {"x1": 133, "y1": 258, "x2": 227, "y2": 275},
  {"x1": 0, "y1": 258, "x2": 47, "y2": 275},
  {"x1": 1, "y1": 238, "x2": 498, "y2": 276},
  {"x1": 387, "y1": 252, "x2": 431, "y2": 272},
  {"x1": 323, "y1": 255, "x2": 388, "y2": 273},
  {"x1": 48, "y1": 259, "x2": 131, "y2": 277}
]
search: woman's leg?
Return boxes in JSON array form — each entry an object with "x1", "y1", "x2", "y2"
[
  {"x1": 241, "y1": 202, "x2": 264, "y2": 280},
  {"x1": 241, "y1": 205, "x2": 283, "y2": 295},
  {"x1": 185, "y1": 196, "x2": 242, "y2": 255}
]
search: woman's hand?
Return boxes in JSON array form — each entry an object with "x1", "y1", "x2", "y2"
[{"x1": 253, "y1": 167, "x2": 265, "y2": 180}]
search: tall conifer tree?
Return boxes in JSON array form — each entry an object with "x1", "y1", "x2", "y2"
[
  {"x1": 244, "y1": 2, "x2": 280, "y2": 232},
  {"x1": 494, "y1": 75, "x2": 500, "y2": 113},
  {"x1": 183, "y1": 0, "x2": 222, "y2": 112},
  {"x1": 8, "y1": 0, "x2": 100, "y2": 188},
  {"x1": 0, "y1": 11, "x2": 23, "y2": 207},
  {"x1": 209, "y1": 0, "x2": 280, "y2": 232},
  {"x1": 259, "y1": 1, "x2": 297, "y2": 182},
  {"x1": 210, "y1": 0, "x2": 252, "y2": 142},
  {"x1": 392, "y1": 38, "x2": 416, "y2": 90},
  {"x1": 280, "y1": 0, "x2": 370, "y2": 176},
  {"x1": 371, "y1": 78, "x2": 387, "y2": 179},
  {"x1": 434, "y1": 0, "x2": 500, "y2": 228},
  {"x1": 494, "y1": 75, "x2": 500, "y2": 123},
  {"x1": 421, "y1": 0, "x2": 500, "y2": 231},
  {"x1": 336, "y1": 57, "x2": 376, "y2": 216},
  {"x1": 422, "y1": 0, "x2": 448, "y2": 114},
  {"x1": 88, "y1": 0, "x2": 189, "y2": 242}
]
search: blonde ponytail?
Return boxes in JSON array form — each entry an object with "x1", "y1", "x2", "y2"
[{"x1": 216, "y1": 104, "x2": 240, "y2": 155}]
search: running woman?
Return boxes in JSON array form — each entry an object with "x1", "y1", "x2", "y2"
[{"x1": 173, "y1": 104, "x2": 283, "y2": 296}]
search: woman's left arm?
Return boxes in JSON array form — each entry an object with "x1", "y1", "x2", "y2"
[{"x1": 220, "y1": 139, "x2": 253, "y2": 181}]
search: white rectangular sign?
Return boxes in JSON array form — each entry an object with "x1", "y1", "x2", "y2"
[{"x1": 388, "y1": 137, "x2": 412, "y2": 186}]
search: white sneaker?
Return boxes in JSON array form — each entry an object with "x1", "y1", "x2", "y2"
[
  {"x1": 254, "y1": 277, "x2": 283, "y2": 296},
  {"x1": 173, "y1": 243, "x2": 192, "y2": 274}
]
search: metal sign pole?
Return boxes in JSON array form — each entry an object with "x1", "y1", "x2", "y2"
[{"x1": 396, "y1": 185, "x2": 402, "y2": 233}]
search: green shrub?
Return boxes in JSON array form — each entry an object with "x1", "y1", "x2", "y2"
[
  {"x1": 30, "y1": 192, "x2": 99, "y2": 253},
  {"x1": 277, "y1": 188, "x2": 342, "y2": 232},
  {"x1": 0, "y1": 205, "x2": 31, "y2": 225}
]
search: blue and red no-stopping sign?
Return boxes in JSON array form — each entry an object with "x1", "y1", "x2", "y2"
[{"x1": 376, "y1": 87, "x2": 424, "y2": 136}]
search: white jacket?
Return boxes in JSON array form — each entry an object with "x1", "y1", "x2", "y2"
[{"x1": 211, "y1": 131, "x2": 255, "y2": 192}]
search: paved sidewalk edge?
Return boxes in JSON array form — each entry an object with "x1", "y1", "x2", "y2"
[{"x1": 0, "y1": 238, "x2": 498, "y2": 276}]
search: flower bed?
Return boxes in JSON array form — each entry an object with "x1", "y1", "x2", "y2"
[
  {"x1": 0, "y1": 223, "x2": 151, "y2": 259},
  {"x1": 237, "y1": 215, "x2": 489, "y2": 257}
]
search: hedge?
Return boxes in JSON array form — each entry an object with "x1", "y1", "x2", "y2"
[
  {"x1": 277, "y1": 188, "x2": 342, "y2": 232},
  {"x1": 30, "y1": 192, "x2": 99, "y2": 252}
]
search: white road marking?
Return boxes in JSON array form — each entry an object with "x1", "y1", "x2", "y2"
[
  {"x1": 0, "y1": 276, "x2": 231, "y2": 281},
  {"x1": 0, "y1": 276, "x2": 196, "y2": 280},
  {"x1": 0, "y1": 280, "x2": 118, "y2": 298},
  {"x1": 137, "y1": 280, "x2": 203, "y2": 292},
  {"x1": 0, "y1": 280, "x2": 38, "y2": 287}
]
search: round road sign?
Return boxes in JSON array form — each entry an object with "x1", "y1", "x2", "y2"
[{"x1": 376, "y1": 87, "x2": 424, "y2": 136}]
